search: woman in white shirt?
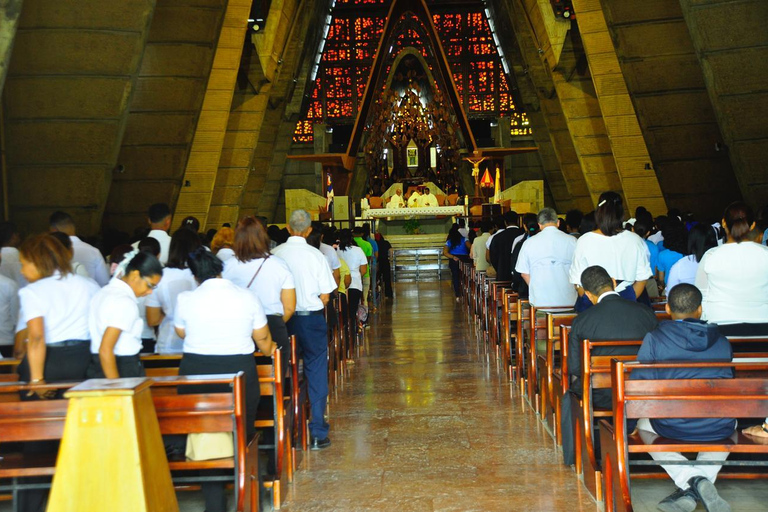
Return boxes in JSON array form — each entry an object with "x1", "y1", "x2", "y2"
[
  {"x1": 16, "y1": 234, "x2": 100, "y2": 396},
  {"x1": 695, "y1": 202, "x2": 768, "y2": 335},
  {"x1": 222, "y1": 217, "x2": 295, "y2": 358},
  {"x1": 666, "y1": 224, "x2": 717, "y2": 293},
  {"x1": 569, "y1": 191, "x2": 652, "y2": 312},
  {"x1": 336, "y1": 229, "x2": 367, "y2": 337},
  {"x1": 175, "y1": 249, "x2": 275, "y2": 512},
  {"x1": 87, "y1": 252, "x2": 162, "y2": 378},
  {"x1": 146, "y1": 229, "x2": 200, "y2": 353}
]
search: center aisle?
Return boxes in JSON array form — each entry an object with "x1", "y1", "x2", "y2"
[{"x1": 281, "y1": 281, "x2": 599, "y2": 512}]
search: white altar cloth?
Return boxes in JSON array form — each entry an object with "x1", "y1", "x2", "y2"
[{"x1": 362, "y1": 206, "x2": 465, "y2": 219}]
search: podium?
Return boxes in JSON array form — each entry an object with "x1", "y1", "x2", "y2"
[{"x1": 47, "y1": 379, "x2": 178, "y2": 512}]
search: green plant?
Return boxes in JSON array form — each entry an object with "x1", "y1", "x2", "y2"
[{"x1": 403, "y1": 218, "x2": 421, "y2": 235}]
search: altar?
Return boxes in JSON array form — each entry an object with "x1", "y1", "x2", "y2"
[
  {"x1": 362, "y1": 205, "x2": 465, "y2": 236},
  {"x1": 361, "y1": 205, "x2": 465, "y2": 219}
]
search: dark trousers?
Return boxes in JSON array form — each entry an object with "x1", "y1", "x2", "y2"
[
  {"x1": 0, "y1": 345, "x2": 13, "y2": 358},
  {"x1": 267, "y1": 315, "x2": 290, "y2": 382},
  {"x1": 16, "y1": 342, "x2": 90, "y2": 512},
  {"x1": 86, "y1": 354, "x2": 145, "y2": 378},
  {"x1": 449, "y1": 258, "x2": 461, "y2": 297},
  {"x1": 378, "y1": 261, "x2": 393, "y2": 298},
  {"x1": 287, "y1": 314, "x2": 330, "y2": 440},
  {"x1": 560, "y1": 389, "x2": 612, "y2": 466},
  {"x1": 178, "y1": 352, "x2": 261, "y2": 512}
]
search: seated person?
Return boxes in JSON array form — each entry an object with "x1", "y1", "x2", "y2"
[
  {"x1": 419, "y1": 187, "x2": 439, "y2": 207},
  {"x1": 387, "y1": 188, "x2": 405, "y2": 209},
  {"x1": 631, "y1": 284, "x2": 735, "y2": 512},
  {"x1": 407, "y1": 189, "x2": 421, "y2": 208},
  {"x1": 560, "y1": 265, "x2": 658, "y2": 466}
]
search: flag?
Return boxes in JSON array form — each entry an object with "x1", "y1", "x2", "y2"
[
  {"x1": 493, "y1": 167, "x2": 501, "y2": 204},
  {"x1": 326, "y1": 174, "x2": 334, "y2": 212}
]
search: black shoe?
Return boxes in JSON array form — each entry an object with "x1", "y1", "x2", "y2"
[
  {"x1": 310, "y1": 437, "x2": 331, "y2": 450},
  {"x1": 689, "y1": 477, "x2": 731, "y2": 512},
  {"x1": 657, "y1": 487, "x2": 697, "y2": 512}
]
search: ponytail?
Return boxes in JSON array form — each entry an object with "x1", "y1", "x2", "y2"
[
  {"x1": 594, "y1": 191, "x2": 624, "y2": 236},
  {"x1": 723, "y1": 201, "x2": 754, "y2": 243}
]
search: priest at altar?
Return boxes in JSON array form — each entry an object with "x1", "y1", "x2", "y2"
[
  {"x1": 407, "y1": 189, "x2": 421, "y2": 208},
  {"x1": 419, "y1": 188, "x2": 439, "y2": 207},
  {"x1": 387, "y1": 188, "x2": 405, "y2": 208}
]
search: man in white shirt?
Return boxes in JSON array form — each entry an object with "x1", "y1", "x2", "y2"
[
  {"x1": 273, "y1": 210, "x2": 337, "y2": 450},
  {"x1": 407, "y1": 189, "x2": 421, "y2": 208},
  {"x1": 0, "y1": 251, "x2": 19, "y2": 357},
  {"x1": 49, "y1": 211, "x2": 110, "y2": 287},
  {"x1": 132, "y1": 203, "x2": 172, "y2": 265},
  {"x1": 419, "y1": 187, "x2": 438, "y2": 207},
  {"x1": 471, "y1": 220, "x2": 491, "y2": 272},
  {"x1": 515, "y1": 208, "x2": 577, "y2": 307},
  {"x1": 0, "y1": 222, "x2": 26, "y2": 287},
  {"x1": 387, "y1": 188, "x2": 405, "y2": 209}
]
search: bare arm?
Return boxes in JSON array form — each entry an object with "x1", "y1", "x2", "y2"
[
  {"x1": 485, "y1": 248, "x2": 491, "y2": 264},
  {"x1": 332, "y1": 268, "x2": 341, "y2": 286},
  {"x1": 359, "y1": 264, "x2": 368, "y2": 277},
  {"x1": 344, "y1": 274, "x2": 352, "y2": 289},
  {"x1": 26, "y1": 317, "x2": 46, "y2": 382},
  {"x1": 281, "y1": 288, "x2": 296, "y2": 323},
  {"x1": 146, "y1": 306, "x2": 164, "y2": 327},
  {"x1": 14, "y1": 329, "x2": 27, "y2": 359},
  {"x1": 320, "y1": 293, "x2": 330, "y2": 306},
  {"x1": 632, "y1": 280, "x2": 647, "y2": 299},
  {"x1": 253, "y1": 325, "x2": 276, "y2": 356},
  {"x1": 98, "y1": 327, "x2": 122, "y2": 379}
]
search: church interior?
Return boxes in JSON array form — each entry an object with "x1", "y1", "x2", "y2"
[{"x1": 0, "y1": 0, "x2": 767, "y2": 510}]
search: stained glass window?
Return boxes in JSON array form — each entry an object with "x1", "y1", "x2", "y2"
[{"x1": 293, "y1": 0, "x2": 532, "y2": 143}]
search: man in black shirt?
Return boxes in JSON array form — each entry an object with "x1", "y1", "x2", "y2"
[{"x1": 488, "y1": 211, "x2": 521, "y2": 281}]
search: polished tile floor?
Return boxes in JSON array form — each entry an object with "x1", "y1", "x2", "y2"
[{"x1": 278, "y1": 281, "x2": 599, "y2": 512}]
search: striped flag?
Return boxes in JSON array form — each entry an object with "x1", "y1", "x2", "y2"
[{"x1": 326, "y1": 174, "x2": 334, "y2": 211}]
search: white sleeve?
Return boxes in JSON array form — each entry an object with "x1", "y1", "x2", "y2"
[
  {"x1": 145, "y1": 287, "x2": 161, "y2": 308},
  {"x1": 515, "y1": 242, "x2": 531, "y2": 274},
  {"x1": 569, "y1": 240, "x2": 587, "y2": 286},
  {"x1": 634, "y1": 238, "x2": 653, "y2": 281},
  {"x1": 327, "y1": 248, "x2": 341, "y2": 270},
  {"x1": 666, "y1": 260, "x2": 683, "y2": 291},
  {"x1": 92, "y1": 256, "x2": 110, "y2": 287},
  {"x1": 18, "y1": 287, "x2": 46, "y2": 323},
  {"x1": 320, "y1": 256, "x2": 338, "y2": 294},
  {"x1": 173, "y1": 293, "x2": 188, "y2": 330},
  {"x1": 104, "y1": 297, "x2": 137, "y2": 332},
  {"x1": 694, "y1": 252, "x2": 710, "y2": 298},
  {"x1": 249, "y1": 295, "x2": 268, "y2": 330}
]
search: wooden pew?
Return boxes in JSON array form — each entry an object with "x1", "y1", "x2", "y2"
[
  {"x1": 0, "y1": 374, "x2": 260, "y2": 512},
  {"x1": 502, "y1": 290, "x2": 519, "y2": 381},
  {"x1": 601, "y1": 359, "x2": 768, "y2": 512},
  {"x1": 527, "y1": 305, "x2": 573, "y2": 414},
  {"x1": 543, "y1": 311, "x2": 578, "y2": 441}
]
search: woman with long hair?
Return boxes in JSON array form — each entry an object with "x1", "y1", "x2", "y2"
[
  {"x1": 695, "y1": 202, "x2": 768, "y2": 335},
  {"x1": 16, "y1": 234, "x2": 100, "y2": 389},
  {"x1": 656, "y1": 219, "x2": 688, "y2": 286},
  {"x1": 569, "y1": 191, "x2": 652, "y2": 311},
  {"x1": 175, "y1": 248, "x2": 275, "y2": 512},
  {"x1": 222, "y1": 216, "x2": 295, "y2": 357},
  {"x1": 88, "y1": 251, "x2": 163, "y2": 378},
  {"x1": 443, "y1": 224, "x2": 470, "y2": 300},
  {"x1": 145, "y1": 228, "x2": 201, "y2": 353},
  {"x1": 666, "y1": 223, "x2": 717, "y2": 292}
]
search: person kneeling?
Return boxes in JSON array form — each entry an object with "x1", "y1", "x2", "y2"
[{"x1": 632, "y1": 283, "x2": 735, "y2": 512}]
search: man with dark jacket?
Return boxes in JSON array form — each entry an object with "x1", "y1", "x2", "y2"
[
  {"x1": 560, "y1": 265, "x2": 658, "y2": 465},
  {"x1": 488, "y1": 210, "x2": 521, "y2": 281},
  {"x1": 632, "y1": 284, "x2": 734, "y2": 512}
]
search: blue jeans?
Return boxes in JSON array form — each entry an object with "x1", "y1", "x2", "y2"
[{"x1": 288, "y1": 314, "x2": 330, "y2": 439}]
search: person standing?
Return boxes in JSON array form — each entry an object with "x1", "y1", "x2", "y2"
[
  {"x1": 515, "y1": 208, "x2": 577, "y2": 307},
  {"x1": 375, "y1": 232, "x2": 393, "y2": 299},
  {"x1": 273, "y1": 210, "x2": 337, "y2": 450},
  {"x1": 132, "y1": 203, "x2": 173, "y2": 265},
  {"x1": 145, "y1": 229, "x2": 200, "y2": 353},
  {"x1": 0, "y1": 250, "x2": 19, "y2": 358},
  {"x1": 87, "y1": 252, "x2": 163, "y2": 378},
  {"x1": 175, "y1": 248, "x2": 276, "y2": 512},
  {"x1": 443, "y1": 225, "x2": 470, "y2": 301},
  {"x1": 49, "y1": 211, "x2": 110, "y2": 286},
  {"x1": 337, "y1": 229, "x2": 368, "y2": 338},
  {"x1": 489, "y1": 211, "x2": 522, "y2": 281},
  {"x1": 471, "y1": 220, "x2": 491, "y2": 272},
  {"x1": 0, "y1": 222, "x2": 25, "y2": 287},
  {"x1": 353, "y1": 226, "x2": 373, "y2": 307}
]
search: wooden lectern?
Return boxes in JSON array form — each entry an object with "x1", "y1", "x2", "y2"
[{"x1": 47, "y1": 379, "x2": 178, "y2": 512}]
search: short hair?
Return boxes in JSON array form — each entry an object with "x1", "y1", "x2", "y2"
[
  {"x1": 181, "y1": 216, "x2": 200, "y2": 233},
  {"x1": 361, "y1": 223, "x2": 371, "y2": 238},
  {"x1": 147, "y1": 203, "x2": 171, "y2": 224},
  {"x1": 288, "y1": 210, "x2": 311, "y2": 233},
  {"x1": 503, "y1": 210, "x2": 519, "y2": 226},
  {"x1": 579, "y1": 211, "x2": 597, "y2": 235},
  {"x1": 537, "y1": 207, "x2": 558, "y2": 225},
  {"x1": 211, "y1": 227, "x2": 234, "y2": 254},
  {"x1": 166, "y1": 228, "x2": 202, "y2": 269},
  {"x1": 234, "y1": 217, "x2": 270, "y2": 262},
  {"x1": 722, "y1": 201, "x2": 754, "y2": 243},
  {"x1": 668, "y1": 284, "x2": 702, "y2": 315},
  {"x1": 580, "y1": 265, "x2": 613, "y2": 295},
  {"x1": 19, "y1": 234, "x2": 72, "y2": 278},
  {"x1": 633, "y1": 216, "x2": 653, "y2": 239},
  {"x1": 138, "y1": 237, "x2": 161, "y2": 257},
  {"x1": 49, "y1": 211, "x2": 75, "y2": 230},
  {"x1": 352, "y1": 225, "x2": 364, "y2": 236},
  {"x1": 124, "y1": 252, "x2": 163, "y2": 278},
  {"x1": 49, "y1": 232, "x2": 73, "y2": 254},
  {"x1": 0, "y1": 222, "x2": 18, "y2": 247},
  {"x1": 480, "y1": 220, "x2": 492, "y2": 233},
  {"x1": 424, "y1": 187, "x2": 430, "y2": 194},
  {"x1": 595, "y1": 191, "x2": 624, "y2": 236},
  {"x1": 565, "y1": 209, "x2": 583, "y2": 230},
  {"x1": 187, "y1": 248, "x2": 223, "y2": 284},
  {"x1": 493, "y1": 216, "x2": 505, "y2": 230}
]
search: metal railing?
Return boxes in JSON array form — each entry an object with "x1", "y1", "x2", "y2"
[{"x1": 391, "y1": 248, "x2": 450, "y2": 282}]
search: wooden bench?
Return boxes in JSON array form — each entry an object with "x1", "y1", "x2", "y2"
[
  {"x1": 526, "y1": 305, "x2": 573, "y2": 414},
  {"x1": 543, "y1": 311, "x2": 578, "y2": 441},
  {"x1": 0, "y1": 374, "x2": 260, "y2": 512},
  {"x1": 601, "y1": 359, "x2": 768, "y2": 512}
]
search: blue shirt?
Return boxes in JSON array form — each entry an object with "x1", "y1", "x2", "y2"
[
  {"x1": 644, "y1": 239, "x2": 659, "y2": 274},
  {"x1": 367, "y1": 237, "x2": 379, "y2": 256},
  {"x1": 657, "y1": 249, "x2": 684, "y2": 284},
  {"x1": 446, "y1": 238, "x2": 469, "y2": 256}
]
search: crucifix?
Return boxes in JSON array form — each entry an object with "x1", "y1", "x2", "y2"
[{"x1": 464, "y1": 154, "x2": 488, "y2": 197}]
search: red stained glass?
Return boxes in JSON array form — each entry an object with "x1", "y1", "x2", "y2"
[{"x1": 294, "y1": 3, "x2": 531, "y2": 143}]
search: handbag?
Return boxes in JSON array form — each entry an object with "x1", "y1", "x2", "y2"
[
  {"x1": 356, "y1": 303, "x2": 368, "y2": 323},
  {"x1": 185, "y1": 432, "x2": 234, "y2": 461}
]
